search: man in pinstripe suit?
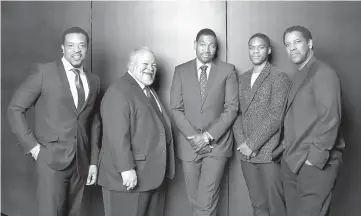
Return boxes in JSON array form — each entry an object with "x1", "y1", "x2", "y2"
[{"x1": 233, "y1": 33, "x2": 290, "y2": 216}]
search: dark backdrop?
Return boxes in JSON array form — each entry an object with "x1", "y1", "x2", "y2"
[{"x1": 2, "y1": 1, "x2": 360, "y2": 216}]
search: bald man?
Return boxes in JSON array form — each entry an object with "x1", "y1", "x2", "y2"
[{"x1": 97, "y1": 47, "x2": 175, "y2": 216}]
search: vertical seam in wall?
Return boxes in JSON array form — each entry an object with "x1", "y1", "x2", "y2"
[
  {"x1": 225, "y1": 1, "x2": 228, "y2": 62},
  {"x1": 90, "y1": 1, "x2": 93, "y2": 73}
]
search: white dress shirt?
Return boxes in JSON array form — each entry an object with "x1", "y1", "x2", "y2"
[
  {"x1": 251, "y1": 70, "x2": 262, "y2": 88},
  {"x1": 196, "y1": 59, "x2": 212, "y2": 81},
  {"x1": 61, "y1": 57, "x2": 90, "y2": 108},
  {"x1": 127, "y1": 71, "x2": 162, "y2": 112}
]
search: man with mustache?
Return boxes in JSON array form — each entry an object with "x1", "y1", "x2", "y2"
[
  {"x1": 170, "y1": 28, "x2": 238, "y2": 216},
  {"x1": 97, "y1": 47, "x2": 175, "y2": 216},
  {"x1": 7, "y1": 27, "x2": 100, "y2": 216},
  {"x1": 281, "y1": 25, "x2": 345, "y2": 216},
  {"x1": 232, "y1": 33, "x2": 290, "y2": 216}
]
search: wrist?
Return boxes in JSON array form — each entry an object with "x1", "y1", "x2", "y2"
[
  {"x1": 205, "y1": 131, "x2": 213, "y2": 141},
  {"x1": 203, "y1": 133, "x2": 209, "y2": 144}
]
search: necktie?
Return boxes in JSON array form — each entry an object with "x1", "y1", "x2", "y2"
[
  {"x1": 72, "y1": 68, "x2": 85, "y2": 112},
  {"x1": 199, "y1": 65, "x2": 208, "y2": 101},
  {"x1": 144, "y1": 86, "x2": 162, "y2": 113}
]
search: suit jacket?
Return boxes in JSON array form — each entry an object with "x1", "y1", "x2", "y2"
[
  {"x1": 233, "y1": 62, "x2": 291, "y2": 163},
  {"x1": 97, "y1": 73, "x2": 175, "y2": 192},
  {"x1": 7, "y1": 61, "x2": 101, "y2": 178},
  {"x1": 283, "y1": 56, "x2": 345, "y2": 173},
  {"x1": 170, "y1": 59, "x2": 239, "y2": 161}
]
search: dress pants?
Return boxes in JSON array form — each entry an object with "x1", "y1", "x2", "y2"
[
  {"x1": 281, "y1": 158, "x2": 340, "y2": 216},
  {"x1": 36, "y1": 150, "x2": 84, "y2": 216},
  {"x1": 182, "y1": 155, "x2": 228, "y2": 216},
  {"x1": 102, "y1": 181, "x2": 167, "y2": 216},
  {"x1": 241, "y1": 161, "x2": 286, "y2": 216}
]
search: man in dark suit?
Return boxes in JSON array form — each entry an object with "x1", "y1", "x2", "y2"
[
  {"x1": 281, "y1": 25, "x2": 345, "y2": 216},
  {"x1": 233, "y1": 33, "x2": 290, "y2": 216},
  {"x1": 7, "y1": 27, "x2": 100, "y2": 216},
  {"x1": 170, "y1": 28, "x2": 238, "y2": 216},
  {"x1": 97, "y1": 47, "x2": 175, "y2": 216}
]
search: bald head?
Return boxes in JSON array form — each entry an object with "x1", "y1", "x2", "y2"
[{"x1": 128, "y1": 47, "x2": 157, "y2": 86}]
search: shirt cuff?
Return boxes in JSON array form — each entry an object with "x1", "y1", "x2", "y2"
[
  {"x1": 205, "y1": 132, "x2": 214, "y2": 141},
  {"x1": 28, "y1": 143, "x2": 41, "y2": 155}
]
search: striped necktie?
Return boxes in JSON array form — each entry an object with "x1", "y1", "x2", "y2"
[
  {"x1": 199, "y1": 65, "x2": 208, "y2": 101},
  {"x1": 72, "y1": 68, "x2": 85, "y2": 112}
]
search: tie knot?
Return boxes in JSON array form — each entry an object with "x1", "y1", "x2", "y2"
[
  {"x1": 72, "y1": 68, "x2": 81, "y2": 75},
  {"x1": 144, "y1": 86, "x2": 150, "y2": 97},
  {"x1": 200, "y1": 65, "x2": 208, "y2": 73}
]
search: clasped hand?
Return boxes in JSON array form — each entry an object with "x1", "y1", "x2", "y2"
[{"x1": 188, "y1": 133, "x2": 212, "y2": 155}]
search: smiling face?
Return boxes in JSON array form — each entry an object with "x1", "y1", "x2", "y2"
[
  {"x1": 284, "y1": 30, "x2": 313, "y2": 65},
  {"x1": 194, "y1": 34, "x2": 217, "y2": 64},
  {"x1": 130, "y1": 50, "x2": 157, "y2": 86},
  {"x1": 61, "y1": 33, "x2": 88, "y2": 68},
  {"x1": 248, "y1": 37, "x2": 271, "y2": 65}
]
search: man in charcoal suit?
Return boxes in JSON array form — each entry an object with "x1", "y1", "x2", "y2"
[
  {"x1": 281, "y1": 25, "x2": 345, "y2": 216},
  {"x1": 97, "y1": 47, "x2": 175, "y2": 216},
  {"x1": 170, "y1": 28, "x2": 239, "y2": 216},
  {"x1": 7, "y1": 27, "x2": 100, "y2": 216}
]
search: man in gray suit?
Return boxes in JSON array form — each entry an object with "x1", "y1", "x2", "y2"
[
  {"x1": 281, "y1": 25, "x2": 345, "y2": 216},
  {"x1": 233, "y1": 33, "x2": 290, "y2": 216},
  {"x1": 170, "y1": 28, "x2": 239, "y2": 216},
  {"x1": 7, "y1": 27, "x2": 100, "y2": 216}
]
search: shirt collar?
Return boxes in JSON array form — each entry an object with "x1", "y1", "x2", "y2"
[
  {"x1": 298, "y1": 49, "x2": 314, "y2": 71},
  {"x1": 128, "y1": 71, "x2": 146, "y2": 90},
  {"x1": 196, "y1": 58, "x2": 212, "y2": 71},
  {"x1": 252, "y1": 61, "x2": 270, "y2": 75},
  {"x1": 61, "y1": 57, "x2": 84, "y2": 74}
]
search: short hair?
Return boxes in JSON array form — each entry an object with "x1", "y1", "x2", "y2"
[
  {"x1": 283, "y1": 25, "x2": 312, "y2": 44},
  {"x1": 127, "y1": 47, "x2": 154, "y2": 70},
  {"x1": 61, "y1": 27, "x2": 89, "y2": 45},
  {"x1": 248, "y1": 33, "x2": 271, "y2": 47},
  {"x1": 196, "y1": 28, "x2": 217, "y2": 42}
]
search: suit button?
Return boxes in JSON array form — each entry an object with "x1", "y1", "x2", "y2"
[
  {"x1": 200, "y1": 110, "x2": 203, "y2": 113},
  {"x1": 163, "y1": 149, "x2": 166, "y2": 153},
  {"x1": 161, "y1": 133, "x2": 164, "y2": 136},
  {"x1": 74, "y1": 136, "x2": 77, "y2": 139}
]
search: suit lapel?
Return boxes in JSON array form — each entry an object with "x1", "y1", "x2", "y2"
[
  {"x1": 188, "y1": 59, "x2": 203, "y2": 107},
  {"x1": 56, "y1": 61, "x2": 78, "y2": 114},
  {"x1": 286, "y1": 57, "x2": 316, "y2": 112},
  {"x1": 125, "y1": 73, "x2": 150, "y2": 108},
  {"x1": 150, "y1": 87, "x2": 172, "y2": 128},
  {"x1": 150, "y1": 87, "x2": 173, "y2": 142},
  {"x1": 125, "y1": 73, "x2": 170, "y2": 136},
  {"x1": 240, "y1": 70, "x2": 252, "y2": 113},
  {"x1": 243, "y1": 63, "x2": 272, "y2": 113},
  {"x1": 78, "y1": 68, "x2": 94, "y2": 114}
]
